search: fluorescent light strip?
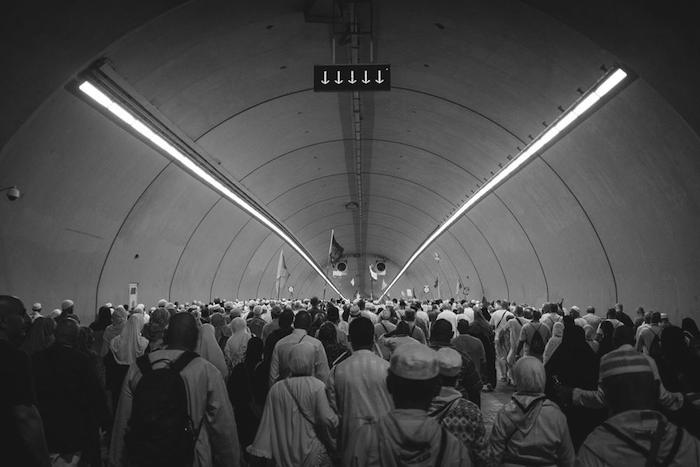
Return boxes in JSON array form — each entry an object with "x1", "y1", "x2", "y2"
[
  {"x1": 378, "y1": 68, "x2": 627, "y2": 300},
  {"x1": 79, "y1": 81, "x2": 346, "y2": 300}
]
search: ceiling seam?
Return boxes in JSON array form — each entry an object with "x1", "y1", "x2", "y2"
[
  {"x1": 493, "y1": 192, "x2": 550, "y2": 300},
  {"x1": 94, "y1": 161, "x2": 172, "y2": 311},
  {"x1": 537, "y1": 156, "x2": 618, "y2": 301},
  {"x1": 168, "y1": 197, "x2": 222, "y2": 301},
  {"x1": 464, "y1": 214, "x2": 511, "y2": 300},
  {"x1": 208, "y1": 218, "x2": 253, "y2": 301},
  {"x1": 234, "y1": 229, "x2": 278, "y2": 299}
]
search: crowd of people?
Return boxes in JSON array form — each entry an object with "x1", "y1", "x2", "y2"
[{"x1": 2, "y1": 293, "x2": 700, "y2": 466}]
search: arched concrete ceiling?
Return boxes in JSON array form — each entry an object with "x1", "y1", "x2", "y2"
[{"x1": 1, "y1": 0, "x2": 699, "y2": 324}]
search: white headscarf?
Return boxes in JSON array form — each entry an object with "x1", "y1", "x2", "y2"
[
  {"x1": 197, "y1": 323, "x2": 228, "y2": 378},
  {"x1": 543, "y1": 321, "x2": 565, "y2": 365},
  {"x1": 224, "y1": 317, "x2": 251, "y2": 368},
  {"x1": 110, "y1": 313, "x2": 148, "y2": 365},
  {"x1": 513, "y1": 356, "x2": 546, "y2": 394}
]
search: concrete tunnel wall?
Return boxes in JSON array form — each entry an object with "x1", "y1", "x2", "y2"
[{"x1": 1, "y1": 0, "x2": 699, "y2": 324}]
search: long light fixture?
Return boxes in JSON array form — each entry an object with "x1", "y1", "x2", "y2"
[
  {"x1": 378, "y1": 67, "x2": 628, "y2": 300},
  {"x1": 78, "y1": 76, "x2": 346, "y2": 301}
]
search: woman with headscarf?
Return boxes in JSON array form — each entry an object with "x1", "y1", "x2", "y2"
[
  {"x1": 318, "y1": 322, "x2": 350, "y2": 368},
  {"x1": 491, "y1": 356, "x2": 575, "y2": 466},
  {"x1": 583, "y1": 324, "x2": 599, "y2": 353},
  {"x1": 197, "y1": 323, "x2": 228, "y2": 379},
  {"x1": 143, "y1": 308, "x2": 169, "y2": 352},
  {"x1": 248, "y1": 342, "x2": 338, "y2": 466},
  {"x1": 20, "y1": 316, "x2": 55, "y2": 356},
  {"x1": 209, "y1": 312, "x2": 231, "y2": 350},
  {"x1": 542, "y1": 321, "x2": 564, "y2": 365},
  {"x1": 229, "y1": 336, "x2": 264, "y2": 450},
  {"x1": 224, "y1": 317, "x2": 251, "y2": 373},
  {"x1": 105, "y1": 313, "x2": 148, "y2": 411},
  {"x1": 90, "y1": 305, "x2": 112, "y2": 352},
  {"x1": 596, "y1": 320, "x2": 615, "y2": 358},
  {"x1": 682, "y1": 317, "x2": 700, "y2": 353},
  {"x1": 101, "y1": 306, "x2": 128, "y2": 357},
  {"x1": 469, "y1": 305, "x2": 497, "y2": 391},
  {"x1": 545, "y1": 316, "x2": 602, "y2": 449}
]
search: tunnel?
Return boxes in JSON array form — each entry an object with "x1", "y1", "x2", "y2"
[{"x1": 2, "y1": 0, "x2": 699, "y2": 325}]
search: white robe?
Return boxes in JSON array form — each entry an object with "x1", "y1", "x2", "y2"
[{"x1": 248, "y1": 376, "x2": 338, "y2": 466}]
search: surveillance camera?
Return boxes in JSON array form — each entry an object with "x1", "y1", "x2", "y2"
[{"x1": 6, "y1": 187, "x2": 20, "y2": 201}]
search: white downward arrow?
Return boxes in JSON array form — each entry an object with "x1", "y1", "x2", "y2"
[
  {"x1": 321, "y1": 71, "x2": 329, "y2": 85},
  {"x1": 376, "y1": 70, "x2": 384, "y2": 84},
  {"x1": 362, "y1": 70, "x2": 370, "y2": 84},
  {"x1": 348, "y1": 70, "x2": 357, "y2": 84},
  {"x1": 335, "y1": 71, "x2": 343, "y2": 84}
]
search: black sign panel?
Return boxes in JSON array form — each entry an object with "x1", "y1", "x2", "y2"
[{"x1": 314, "y1": 64, "x2": 391, "y2": 92}]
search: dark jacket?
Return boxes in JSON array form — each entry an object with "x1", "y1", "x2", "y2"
[{"x1": 32, "y1": 344, "x2": 110, "y2": 458}]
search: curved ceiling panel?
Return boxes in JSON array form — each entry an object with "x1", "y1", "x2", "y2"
[
  {"x1": 2, "y1": 0, "x2": 700, "y2": 324},
  {"x1": 169, "y1": 200, "x2": 252, "y2": 302},
  {"x1": 540, "y1": 80, "x2": 700, "y2": 314},
  {"x1": 494, "y1": 157, "x2": 616, "y2": 309},
  {"x1": 0, "y1": 91, "x2": 169, "y2": 321},
  {"x1": 467, "y1": 194, "x2": 548, "y2": 304},
  {"x1": 99, "y1": 163, "x2": 221, "y2": 307}
]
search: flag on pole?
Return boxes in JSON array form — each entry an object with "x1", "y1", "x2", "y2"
[
  {"x1": 381, "y1": 279, "x2": 387, "y2": 290},
  {"x1": 369, "y1": 264, "x2": 378, "y2": 281},
  {"x1": 434, "y1": 277, "x2": 439, "y2": 288},
  {"x1": 328, "y1": 230, "x2": 344, "y2": 265},
  {"x1": 456, "y1": 281, "x2": 463, "y2": 296},
  {"x1": 350, "y1": 277, "x2": 355, "y2": 287},
  {"x1": 406, "y1": 288, "x2": 413, "y2": 297},
  {"x1": 275, "y1": 250, "x2": 290, "y2": 296},
  {"x1": 400, "y1": 290, "x2": 406, "y2": 298}
]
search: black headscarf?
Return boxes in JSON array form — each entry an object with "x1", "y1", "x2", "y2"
[{"x1": 89, "y1": 306, "x2": 112, "y2": 332}]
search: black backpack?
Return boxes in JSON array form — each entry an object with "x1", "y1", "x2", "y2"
[
  {"x1": 529, "y1": 324, "x2": 546, "y2": 356},
  {"x1": 125, "y1": 351, "x2": 204, "y2": 467},
  {"x1": 648, "y1": 328, "x2": 663, "y2": 361}
]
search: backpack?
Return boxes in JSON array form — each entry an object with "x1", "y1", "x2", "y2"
[
  {"x1": 529, "y1": 324, "x2": 546, "y2": 356},
  {"x1": 648, "y1": 328, "x2": 663, "y2": 360},
  {"x1": 125, "y1": 351, "x2": 204, "y2": 467}
]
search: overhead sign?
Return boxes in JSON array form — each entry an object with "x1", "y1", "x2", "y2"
[{"x1": 314, "y1": 64, "x2": 391, "y2": 92}]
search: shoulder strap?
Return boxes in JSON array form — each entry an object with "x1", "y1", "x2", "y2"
[
  {"x1": 660, "y1": 425, "x2": 684, "y2": 467},
  {"x1": 601, "y1": 422, "x2": 647, "y2": 457},
  {"x1": 496, "y1": 312, "x2": 507, "y2": 329},
  {"x1": 170, "y1": 350, "x2": 198, "y2": 373},
  {"x1": 299, "y1": 333, "x2": 306, "y2": 344},
  {"x1": 284, "y1": 379, "x2": 315, "y2": 426},
  {"x1": 434, "y1": 427, "x2": 448, "y2": 467},
  {"x1": 381, "y1": 321, "x2": 389, "y2": 333}
]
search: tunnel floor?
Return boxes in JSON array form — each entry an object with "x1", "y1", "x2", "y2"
[{"x1": 482, "y1": 381, "x2": 515, "y2": 435}]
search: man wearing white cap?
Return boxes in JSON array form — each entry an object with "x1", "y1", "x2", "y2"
[
  {"x1": 60, "y1": 300, "x2": 77, "y2": 323},
  {"x1": 347, "y1": 343, "x2": 471, "y2": 466},
  {"x1": 577, "y1": 347, "x2": 700, "y2": 466},
  {"x1": 29, "y1": 303, "x2": 43, "y2": 321}
]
